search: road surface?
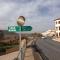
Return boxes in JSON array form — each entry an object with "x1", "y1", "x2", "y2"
[{"x1": 36, "y1": 37, "x2": 60, "y2": 60}]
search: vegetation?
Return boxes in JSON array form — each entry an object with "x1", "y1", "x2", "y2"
[
  {"x1": 0, "y1": 44, "x2": 19, "y2": 52},
  {"x1": 0, "y1": 31, "x2": 4, "y2": 40}
]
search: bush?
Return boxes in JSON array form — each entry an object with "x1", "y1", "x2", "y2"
[{"x1": 0, "y1": 47, "x2": 6, "y2": 52}]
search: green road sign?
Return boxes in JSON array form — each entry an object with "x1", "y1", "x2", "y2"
[
  {"x1": 8, "y1": 26, "x2": 21, "y2": 32},
  {"x1": 8, "y1": 26, "x2": 32, "y2": 32},
  {"x1": 21, "y1": 26, "x2": 32, "y2": 31}
]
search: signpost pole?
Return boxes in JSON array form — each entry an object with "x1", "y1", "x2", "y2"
[
  {"x1": 8, "y1": 16, "x2": 32, "y2": 60},
  {"x1": 19, "y1": 32, "x2": 22, "y2": 60},
  {"x1": 17, "y1": 16, "x2": 25, "y2": 60}
]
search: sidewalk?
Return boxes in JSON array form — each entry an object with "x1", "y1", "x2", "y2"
[
  {"x1": 24, "y1": 47, "x2": 34, "y2": 60},
  {"x1": 0, "y1": 51, "x2": 18, "y2": 60},
  {"x1": 24, "y1": 39, "x2": 43, "y2": 60}
]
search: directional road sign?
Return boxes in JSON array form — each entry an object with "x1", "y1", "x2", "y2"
[
  {"x1": 21, "y1": 26, "x2": 32, "y2": 31},
  {"x1": 8, "y1": 26, "x2": 32, "y2": 32},
  {"x1": 8, "y1": 26, "x2": 21, "y2": 32}
]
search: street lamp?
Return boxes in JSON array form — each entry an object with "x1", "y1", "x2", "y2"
[{"x1": 17, "y1": 16, "x2": 25, "y2": 60}]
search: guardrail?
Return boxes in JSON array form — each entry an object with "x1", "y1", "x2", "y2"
[{"x1": 32, "y1": 42, "x2": 49, "y2": 60}]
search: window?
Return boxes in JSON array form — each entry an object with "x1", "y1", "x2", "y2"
[
  {"x1": 59, "y1": 26, "x2": 60, "y2": 30},
  {"x1": 56, "y1": 21, "x2": 57, "y2": 24},
  {"x1": 56, "y1": 27, "x2": 58, "y2": 30},
  {"x1": 59, "y1": 21, "x2": 60, "y2": 24}
]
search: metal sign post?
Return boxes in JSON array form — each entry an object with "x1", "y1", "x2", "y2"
[
  {"x1": 8, "y1": 16, "x2": 32, "y2": 60},
  {"x1": 17, "y1": 16, "x2": 25, "y2": 60}
]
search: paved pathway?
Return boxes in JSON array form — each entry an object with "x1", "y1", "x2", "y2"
[
  {"x1": 24, "y1": 47, "x2": 34, "y2": 60},
  {"x1": 0, "y1": 51, "x2": 19, "y2": 60}
]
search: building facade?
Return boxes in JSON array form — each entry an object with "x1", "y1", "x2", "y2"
[{"x1": 55, "y1": 18, "x2": 60, "y2": 37}]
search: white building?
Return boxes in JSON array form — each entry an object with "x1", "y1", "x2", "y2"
[
  {"x1": 54, "y1": 18, "x2": 60, "y2": 37},
  {"x1": 42, "y1": 30, "x2": 55, "y2": 37}
]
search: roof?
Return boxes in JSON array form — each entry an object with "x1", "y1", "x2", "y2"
[{"x1": 54, "y1": 18, "x2": 60, "y2": 21}]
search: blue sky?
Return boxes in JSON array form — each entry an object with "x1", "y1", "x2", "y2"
[{"x1": 0, "y1": 0, "x2": 60, "y2": 32}]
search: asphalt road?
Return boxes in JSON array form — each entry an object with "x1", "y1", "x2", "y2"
[{"x1": 36, "y1": 37, "x2": 60, "y2": 60}]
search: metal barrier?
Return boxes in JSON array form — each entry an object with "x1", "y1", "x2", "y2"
[{"x1": 32, "y1": 42, "x2": 49, "y2": 60}]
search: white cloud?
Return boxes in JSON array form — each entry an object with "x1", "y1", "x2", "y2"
[
  {"x1": 0, "y1": 0, "x2": 60, "y2": 32},
  {"x1": 0, "y1": 3, "x2": 15, "y2": 17}
]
